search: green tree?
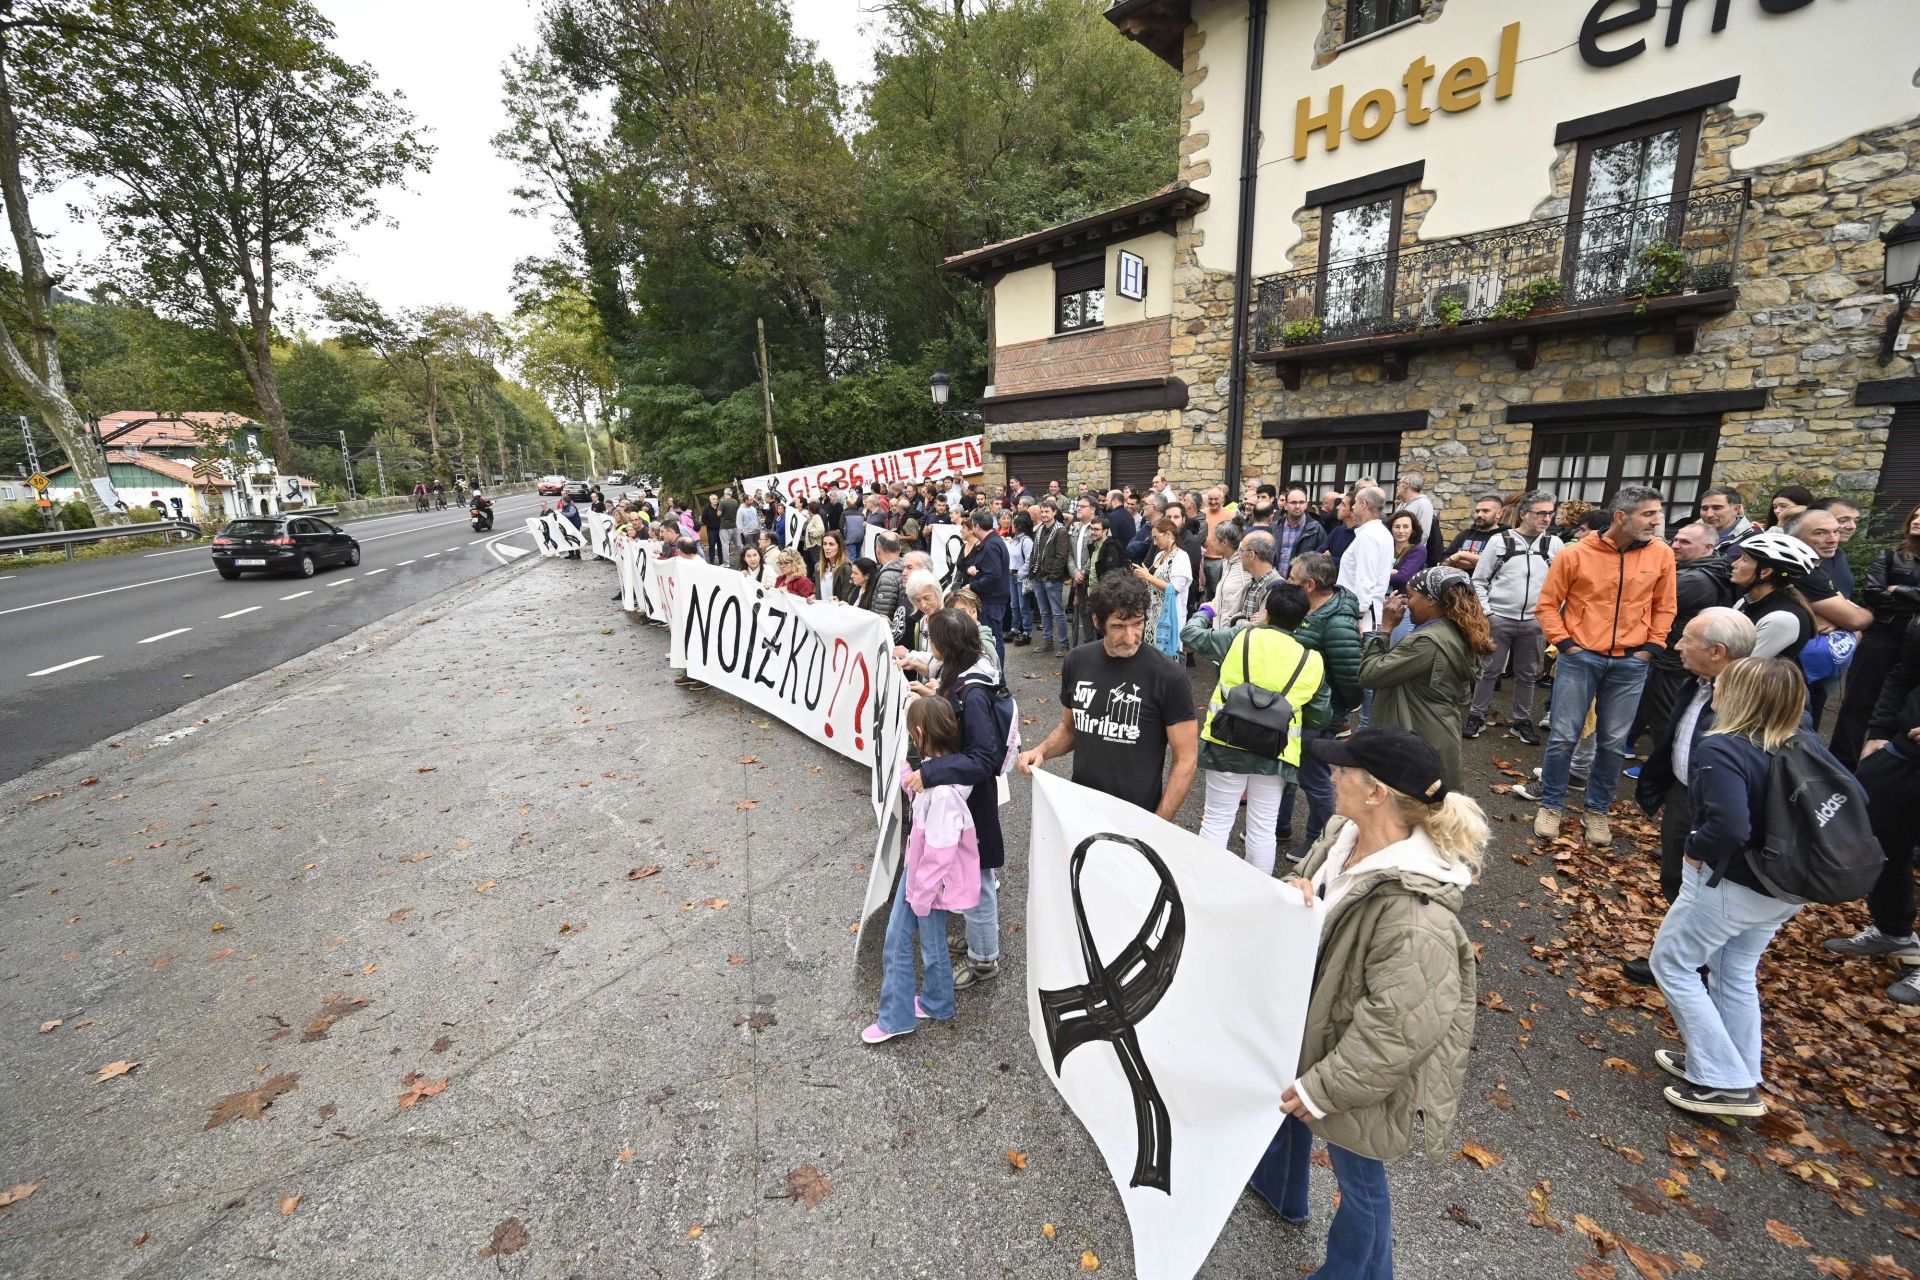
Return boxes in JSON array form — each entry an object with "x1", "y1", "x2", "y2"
[
  {"x1": 511, "y1": 285, "x2": 617, "y2": 477},
  {"x1": 0, "y1": 1, "x2": 125, "y2": 522},
  {"x1": 40, "y1": 0, "x2": 430, "y2": 475}
]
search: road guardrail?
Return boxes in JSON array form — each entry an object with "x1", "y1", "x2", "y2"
[{"x1": 0, "y1": 519, "x2": 203, "y2": 560}]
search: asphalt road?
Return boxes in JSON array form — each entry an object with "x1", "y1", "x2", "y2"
[{"x1": 0, "y1": 493, "x2": 549, "y2": 782}]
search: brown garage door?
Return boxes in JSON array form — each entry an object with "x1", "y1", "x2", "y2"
[
  {"x1": 1012, "y1": 450, "x2": 1070, "y2": 495},
  {"x1": 1875, "y1": 405, "x2": 1920, "y2": 523},
  {"x1": 1109, "y1": 444, "x2": 1159, "y2": 494}
]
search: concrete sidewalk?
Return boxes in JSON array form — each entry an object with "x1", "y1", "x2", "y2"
[{"x1": 1, "y1": 556, "x2": 1913, "y2": 1279}]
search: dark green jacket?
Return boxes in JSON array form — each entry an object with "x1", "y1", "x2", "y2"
[
  {"x1": 1359, "y1": 619, "x2": 1479, "y2": 792},
  {"x1": 1296, "y1": 587, "x2": 1364, "y2": 717}
]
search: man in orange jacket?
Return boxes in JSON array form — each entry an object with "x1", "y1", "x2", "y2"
[{"x1": 1533, "y1": 485, "x2": 1677, "y2": 846}]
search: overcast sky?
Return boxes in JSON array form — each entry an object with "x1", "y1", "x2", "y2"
[{"x1": 41, "y1": 0, "x2": 885, "y2": 327}]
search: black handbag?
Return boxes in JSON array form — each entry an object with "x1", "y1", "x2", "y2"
[{"x1": 1210, "y1": 628, "x2": 1309, "y2": 759}]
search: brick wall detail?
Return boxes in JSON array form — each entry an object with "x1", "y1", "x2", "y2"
[{"x1": 992, "y1": 316, "x2": 1174, "y2": 396}]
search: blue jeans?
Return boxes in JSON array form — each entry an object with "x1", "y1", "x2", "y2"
[
  {"x1": 877, "y1": 878, "x2": 955, "y2": 1034},
  {"x1": 1540, "y1": 649, "x2": 1649, "y2": 812},
  {"x1": 1033, "y1": 579, "x2": 1067, "y2": 645},
  {"x1": 1250, "y1": 1116, "x2": 1394, "y2": 1278},
  {"x1": 963, "y1": 867, "x2": 999, "y2": 963},
  {"x1": 980, "y1": 597, "x2": 1007, "y2": 670},
  {"x1": 1009, "y1": 582, "x2": 1030, "y2": 633},
  {"x1": 1650, "y1": 861, "x2": 1801, "y2": 1088},
  {"x1": 1278, "y1": 728, "x2": 1338, "y2": 855}
]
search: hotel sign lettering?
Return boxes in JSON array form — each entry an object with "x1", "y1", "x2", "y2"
[
  {"x1": 1292, "y1": 23, "x2": 1519, "y2": 160},
  {"x1": 1295, "y1": 1, "x2": 1812, "y2": 161},
  {"x1": 1580, "y1": 0, "x2": 1820, "y2": 68}
]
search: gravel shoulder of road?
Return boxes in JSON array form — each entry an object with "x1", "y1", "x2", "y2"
[{"x1": 0, "y1": 557, "x2": 1914, "y2": 1279}]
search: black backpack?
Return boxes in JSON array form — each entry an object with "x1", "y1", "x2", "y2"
[
  {"x1": 1747, "y1": 732, "x2": 1883, "y2": 905},
  {"x1": 1210, "y1": 629, "x2": 1310, "y2": 759}
]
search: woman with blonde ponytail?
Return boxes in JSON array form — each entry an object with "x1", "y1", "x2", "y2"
[{"x1": 1250, "y1": 725, "x2": 1484, "y2": 1280}]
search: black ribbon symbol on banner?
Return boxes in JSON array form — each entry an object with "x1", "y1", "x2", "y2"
[{"x1": 1037, "y1": 832, "x2": 1185, "y2": 1194}]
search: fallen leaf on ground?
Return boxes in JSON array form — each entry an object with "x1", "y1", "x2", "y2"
[
  {"x1": 278, "y1": 1194, "x2": 300, "y2": 1216},
  {"x1": 704, "y1": 898, "x2": 730, "y2": 909},
  {"x1": 415, "y1": 766, "x2": 436, "y2": 774},
  {"x1": 132, "y1": 1231, "x2": 148, "y2": 1245},
  {"x1": 618, "y1": 1148, "x2": 635, "y2": 1162},
  {"x1": 736, "y1": 799, "x2": 757, "y2": 810},
  {"x1": 1764, "y1": 1220, "x2": 1809, "y2": 1249},
  {"x1": 302, "y1": 996, "x2": 365, "y2": 1042},
  {"x1": 737, "y1": 756, "x2": 758, "y2": 765},
  {"x1": 1006, "y1": 1148, "x2": 1028, "y2": 1171},
  {"x1": 361, "y1": 963, "x2": 378, "y2": 975},
  {"x1": 37, "y1": 1020, "x2": 61, "y2": 1034},
  {"x1": 685, "y1": 1224, "x2": 704, "y2": 1239},
  {"x1": 1603, "y1": 1057, "x2": 1641, "y2": 1078},
  {"x1": 1620, "y1": 1239, "x2": 1679, "y2": 1279},
  {"x1": 474, "y1": 880, "x2": 495, "y2": 893},
  {"x1": 728, "y1": 954, "x2": 746, "y2": 965},
  {"x1": 0, "y1": 1181, "x2": 42, "y2": 1208},
  {"x1": 480, "y1": 1216, "x2": 528, "y2": 1258},
  {"x1": 209, "y1": 923, "x2": 227, "y2": 933},
  {"x1": 784, "y1": 1164, "x2": 832, "y2": 1209},
  {"x1": 152, "y1": 956, "x2": 172, "y2": 969},
  {"x1": 1457, "y1": 1142, "x2": 1502, "y2": 1169},
  {"x1": 396, "y1": 1074, "x2": 447, "y2": 1109},
  {"x1": 399, "y1": 852, "x2": 431, "y2": 863},
  {"x1": 431, "y1": 1036, "x2": 452, "y2": 1055},
  {"x1": 95, "y1": 1060, "x2": 139, "y2": 1083},
  {"x1": 209, "y1": 948, "x2": 236, "y2": 961},
  {"x1": 628, "y1": 866, "x2": 661, "y2": 880},
  {"x1": 1042, "y1": 1223, "x2": 1056, "y2": 1238},
  {"x1": 204, "y1": 1072, "x2": 300, "y2": 1130},
  {"x1": 1527, "y1": 1180, "x2": 1563, "y2": 1233},
  {"x1": 1080, "y1": 1251, "x2": 1100, "y2": 1271},
  {"x1": 385, "y1": 908, "x2": 412, "y2": 923}
]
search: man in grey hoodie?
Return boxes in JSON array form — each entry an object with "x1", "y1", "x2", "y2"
[{"x1": 1466, "y1": 491, "x2": 1562, "y2": 744}]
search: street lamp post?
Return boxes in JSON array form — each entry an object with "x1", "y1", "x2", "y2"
[
  {"x1": 1880, "y1": 198, "x2": 1920, "y2": 367},
  {"x1": 927, "y1": 370, "x2": 982, "y2": 425}
]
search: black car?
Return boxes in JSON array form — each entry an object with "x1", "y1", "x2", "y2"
[
  {"x1": 211, "y1": 515, "x2": 361, "y2": 579},
  {"x1": 563, "y1": 480, "x2": 592, "y2": 502}
]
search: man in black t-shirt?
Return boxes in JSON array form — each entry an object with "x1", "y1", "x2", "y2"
[
  {"x1": 1443, "y1": 492, "x2": 1510, "y2": 572},
  {"x1": 1016, "y1": 574, "x2": 1198, "y2": 819}
]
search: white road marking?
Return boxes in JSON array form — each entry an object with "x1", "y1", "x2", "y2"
[
  {"x1": 219, "y1": 606, "x2": 261, "y2": 619},
  {"x1": 328, "y1": 576, "x2": 355, "y2": 586},
  {"x1": 423, "y1": 552, "x2": 439, "y2": 559},
  {"x1": 445, "y1": 546, "x2": 460, "y2": 552},
  {"x1": 280, "y1": 590, "x2": 312, "y2": 600},
  {"x1": 30, "y1": 655, "x2": 101, "y2": 677},
  {"x1": 396, "y1": 559, "x2": 416, "y2": 566},
  {"x1": 363, "y1": 568, "x2": 387, "y2": 575},
  {"x1": 0, "y1": 568, "x2": 217, "y2": 618},
  {"x1": 468, "y1": 536, "x2": 495, "y2": 545},
  {"x1": 0, "y1": 574, "x2": 12, "y2": 580},
  {"x1": 144, "y1": 547, "x2": 196, "y2": 557},
  {"x1": 138, "y1": 627, "x2": 193, "y2": 644}
]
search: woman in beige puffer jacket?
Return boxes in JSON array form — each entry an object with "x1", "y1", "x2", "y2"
[{"x1": 1250, "y1": 725, "x2": 1484, "y2": 1280}]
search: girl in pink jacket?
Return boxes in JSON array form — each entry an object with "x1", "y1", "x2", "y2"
[{"x1": 863, "y1": 697, "x2": 982, "y2": 1044}]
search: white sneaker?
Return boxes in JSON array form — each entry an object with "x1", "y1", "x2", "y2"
[{"x1": 1823, "y1": 926, "x2": 1920, "y2": 964}]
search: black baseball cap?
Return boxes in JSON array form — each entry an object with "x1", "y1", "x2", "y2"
[{"x1": 1307, "y1": 726, "x2": 1448, "y2": 803}]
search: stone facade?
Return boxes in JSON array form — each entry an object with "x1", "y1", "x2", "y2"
[
  {"x1": 983, "y1": 407, "x2": 1182, "y2": 496},
  {"x1": 1152, "y1": 15, "x2": 1920, "y2": 531}
]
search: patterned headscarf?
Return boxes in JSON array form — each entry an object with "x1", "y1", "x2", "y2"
[{"x1": 1408, "y1": 565, "x2": 1473, "y2": 601}]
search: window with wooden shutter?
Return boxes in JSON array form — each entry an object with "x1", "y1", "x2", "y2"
[
  {"x1": 1018, "y1": 449, "x2": 1071, "y2": 493},
  {"x1": 1109, "y1": 444, "x2": 1159, "y2": 494},
  {"x1": 1875, "y1": 405, "x2": 1920, "y2": 522},
  {"x1": 1055, "y1": 257, "x2": 1105, "y2": 334}
]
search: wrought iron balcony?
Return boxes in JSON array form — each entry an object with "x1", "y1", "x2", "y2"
[{"x1": 1250, "y1": 182, "x2": 1749, "y2": 378}]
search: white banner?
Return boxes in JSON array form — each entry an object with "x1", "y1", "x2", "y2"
[
  {"x1": 1027, "y1": 770, "x2": 1320, "y2": 1280},
  {"x1": 584, "y1": 511, "x2": 616, "y2": 560},
  {"x1": 648, "y1": 554, "x2": 911, "y2": 812},
  {"x1": 860, "y1": 521, "x2": 967, "y2": 586},
  {"x1": 740, "y1": 435, "x2": 984, "y2": 507},
  {"x1": 524, "y1": 513, "x2": 579, "y2": 558}
]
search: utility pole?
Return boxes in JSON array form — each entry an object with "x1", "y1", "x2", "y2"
[
  {"x1": 517, "y1": 443, "x2": 526, "y2": 481},
  {"x1": 374, "y1": 445, "x2": 388, "y2": 497},
  {"x1": 755, "y1": 317, "x2": 781, "y2": 475},
  {"x1": 338, "y1": 431, "x2": 357, "y2": 502},
  {"x1": 21, "y1": 416, "x2": 51, "y2": 531}
]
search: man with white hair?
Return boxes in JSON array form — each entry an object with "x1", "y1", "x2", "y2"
[
  {"x1": 1395, "y1": 472, "x2": 1435, "y2": 551},
  {"x1": 1621, "y1": 606, "x2": 1757, "y2": 984},
  {"x1": 1336, "y1": 486, "x2": 1393, "y2": 633}
]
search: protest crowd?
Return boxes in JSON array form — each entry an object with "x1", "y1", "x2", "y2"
[{"x1": 540, "y1": 460, "x2": 1914, "y2": 1280}]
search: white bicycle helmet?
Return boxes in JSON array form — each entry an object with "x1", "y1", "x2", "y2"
[{"x1": 1735, "y1": 528, "x2": 1820, "y2": 579}]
